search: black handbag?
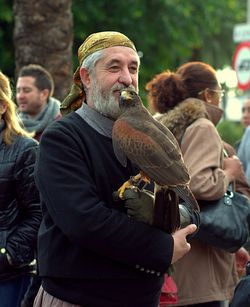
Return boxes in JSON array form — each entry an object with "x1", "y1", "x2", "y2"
[{"x1": 194, "y1": 189, "x2": 250, "y2": 252}]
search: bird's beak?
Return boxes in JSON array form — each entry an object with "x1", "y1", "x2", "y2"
[{"x1": 120, "y1": 90, "x2": 132, "y2": 106}]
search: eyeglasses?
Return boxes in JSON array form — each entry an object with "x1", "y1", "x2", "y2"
[
  {"x1": 198, "y1": 88, "x2": 225, "y2": 98},
  {"x1": 209, "y1": 89, "x2": 225, "y2": 97}
]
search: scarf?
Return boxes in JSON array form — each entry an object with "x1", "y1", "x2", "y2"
[
  {"x1": 76, "y1": 103, "x2": 114, "y2": 138},
  {"x1": 18, "y1": 97, "x2": 61, "y2": 134}
]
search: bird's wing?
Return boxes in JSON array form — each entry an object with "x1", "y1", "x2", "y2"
[
  {"x1": 135, "y1": 105, "x2": 183, "y2": 161},
  {"x1": 112, "y1": 132, "x2": 127, "y2": 167},
  {"x1": 112, "y1": 116, "x2": 190, "y2": 186}
]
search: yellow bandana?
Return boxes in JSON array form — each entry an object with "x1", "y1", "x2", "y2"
[{"x1": 60, "y1": 31, "x2": 136, "y2": 116}]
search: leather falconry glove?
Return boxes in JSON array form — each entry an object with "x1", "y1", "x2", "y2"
[
  {"x1": 113, "y1": 187, "x2": 154, "y2": 225},
  {"x1": 123, "y1": 187, "x2": 154, "y2": 225}
]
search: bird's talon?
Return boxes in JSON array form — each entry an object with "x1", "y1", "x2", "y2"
[{"x1": 118, "y1": 180, "x2": 133, "y2": 199}]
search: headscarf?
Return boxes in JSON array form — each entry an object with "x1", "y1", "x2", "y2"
[{"x1": 60, "y1": 31, "x2": 137, "y2": 116}]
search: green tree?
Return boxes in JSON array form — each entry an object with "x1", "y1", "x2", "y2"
[
  {"x1": 0, "y1": 0, "x2": 247, "y2": 99},
  {"x1": 13, "y1": 0, "x2": 73, "y2": 101},
  {"x1": 217, "y1": 120, "x2": 244, "y2": 146},
  {"x1": 0, "y1": 0, "x2": 14, "y2": 78},
  {"x1": 71, "y1": 0, "x2": 246, "y2": 97}
]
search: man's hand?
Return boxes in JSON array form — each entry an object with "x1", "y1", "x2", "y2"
[
  {"x1": 123, "y1": 188, "x2": 154, "y2": 225},
  {"x1": 171, "y1": 224, "x2": 197, "y2": 264}
]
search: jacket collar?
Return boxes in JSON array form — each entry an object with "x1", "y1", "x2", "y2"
[
  {"x1": 154, "y1": 98, "x2": 223, "y2": 142},
  {"x1": 204, "y1": 101, "x2": 224, "y2": 126}
]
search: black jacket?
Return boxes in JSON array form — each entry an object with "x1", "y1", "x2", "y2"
[
  {"x1": 35, "y1": 112, "x2": 174, "y2": 306},
  {"x1": 230, "y1": 262, "x2": 250, "y2": 306},
  {"x1": 0, "y1": 130, "x2": 41, "y2": 281}
]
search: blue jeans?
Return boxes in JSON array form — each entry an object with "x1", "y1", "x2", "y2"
[{"x1": 0, "y1": 275, "x2": 31, "y2": 307}]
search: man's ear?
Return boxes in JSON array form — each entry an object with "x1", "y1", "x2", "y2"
[
  {"x1": 40, "y1": 89, "x2": 50, "y2": 103},
  {"x1": 80, "y1": 67, "x2": 91, "y2": 88}
]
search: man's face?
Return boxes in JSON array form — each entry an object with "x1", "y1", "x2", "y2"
[
  {"x1": 82, "y1": 46, "x2": 139, "y2": 119},
  {"x1": 16, "y1": 76, "x2": 48, "y2": 118},
  {"x1": 242, "y1": 100, "x2": 250, "y2": 128}
]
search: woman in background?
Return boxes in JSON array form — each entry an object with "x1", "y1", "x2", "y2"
[
  {"x1": 146, "y1": 62, "x2": 243, "y2": 307},
  {"x1": 0, "y1": 71, "x2": 41, "y2": 307}
]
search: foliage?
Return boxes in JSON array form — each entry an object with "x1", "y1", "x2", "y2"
[
  {"x1": 0, "y1": 0, "x2": 14, "y2": 77},
  {"x1": 217, "y1": 119, "x2": 244, "y2": 147},
  {"x1": 0, "y1": 0, "x2": 247, "y2": 100},
  {"x1": 71, "y1": 0, "x2": 246, "y2": 97}
]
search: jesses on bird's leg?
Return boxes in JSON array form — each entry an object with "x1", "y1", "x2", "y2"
[{"x1": 117, "y1": 173, "x2": 150, "y2": 199}]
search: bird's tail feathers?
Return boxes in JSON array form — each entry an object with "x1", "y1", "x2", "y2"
[
  {"x1": 171, "y1": 186, "x2": 200, "y2": 212},
  {"x1": 154, "y1": 189, "x2": 180, "y2": 234}
]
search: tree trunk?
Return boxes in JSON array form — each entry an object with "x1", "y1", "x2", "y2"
[{"x1": 13, "y1": 0, "x2": 73, "y2": 101}]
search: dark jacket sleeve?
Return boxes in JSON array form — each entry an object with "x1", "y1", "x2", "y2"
[
  {"x1": 7, "y1": 140, "x2": 42, "y2": 266},
  {"x1": 35, "y1": 124, "x2": 174, "y2": 273}
]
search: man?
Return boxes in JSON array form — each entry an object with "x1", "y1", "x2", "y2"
[
  {"x1": 235, "y1": 99, "x2": 250, "y2": 152},
  {"x1": 34, "y1": 31, "x2": 197, "y2": 307},
  {"x1": 236, "y1": 99, "x2": 250, "y2": 185},
  {"x1": 241, "y1": 99, "x2": 250, "y2": 128},
  {"x1": 237, "y1": 126, "x2": 250, "y2": 185},
  {"x1": 16, "y1": 64, "x2": 61, "y2": 141},
  {"x1": 16, "y1": 64, "x2": 61, "y2": 306}
]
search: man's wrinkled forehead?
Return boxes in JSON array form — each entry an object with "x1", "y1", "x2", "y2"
[{"x1": 100, "y1": 46, "x2": 140, "y2": 66}]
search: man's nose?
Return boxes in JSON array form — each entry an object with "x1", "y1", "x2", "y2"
[
  {"x1": 118, "y1": 68, "x2": 133, "y2": 86},
  {"x1": 17, "y1": 90, "x2": 25, "y2": 99}
]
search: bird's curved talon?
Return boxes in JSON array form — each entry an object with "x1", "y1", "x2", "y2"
[
  {"x1": 118, "y1": 172, "x2": 151, "y2": 199},
  {"x1": 118, "y1": 180, "x2": 133, "y2": 199}
]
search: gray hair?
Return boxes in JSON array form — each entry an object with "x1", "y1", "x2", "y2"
[
  {"x1": 81, "y1": 50, "x2": 104, "y2": 74},
  {"x1": 81, "y1": 50, "x2": 104, "y2": 94}
]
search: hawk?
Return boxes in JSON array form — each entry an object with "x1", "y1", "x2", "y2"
[{"x1": 112, "y1": 90, "x2": 199, "y2": 233}]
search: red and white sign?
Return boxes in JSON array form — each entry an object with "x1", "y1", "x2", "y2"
[{"x1": 232, "y1": 41, "x2": 250, "y2": 91}]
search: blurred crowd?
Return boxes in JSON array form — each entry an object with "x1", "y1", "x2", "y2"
[{"x1": 1, "y1": 31, "x2": 250, "y2": 307}]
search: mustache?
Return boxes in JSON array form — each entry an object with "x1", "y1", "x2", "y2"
[{"x1": 111, "y1": 84, "x2": 137, "y2": 93}]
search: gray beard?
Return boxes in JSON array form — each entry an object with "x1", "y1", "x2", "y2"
[{"x1": 92, "y1": 79, "x2": 136, "y2": 120}]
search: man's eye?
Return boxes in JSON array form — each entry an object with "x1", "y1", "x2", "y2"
[
  {"x1": 109, "y1": 66, "x2": 120, "y2": 71},
  {"x1": 129, "y1": 67, "x2": 138, "y2": 73}
]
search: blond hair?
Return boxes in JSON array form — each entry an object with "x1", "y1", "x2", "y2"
[{"x1": 0, "y1": 71, "x2": 34, "y2": 145}]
